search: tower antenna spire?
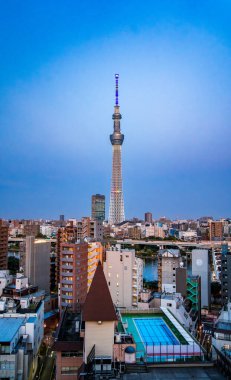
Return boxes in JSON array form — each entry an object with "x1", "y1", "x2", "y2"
[{"x1": 115, "y1": 74, "x2": 119, "y2": 106}]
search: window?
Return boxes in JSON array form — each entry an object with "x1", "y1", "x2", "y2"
[
  {"x1": 108, "y1": 282, "x2": 110, "y2": 286},
  {"x1": 61, "y1": 366, "x2": 79, "y2": 375}
]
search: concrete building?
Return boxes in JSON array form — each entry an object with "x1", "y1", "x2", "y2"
[
  {"x1": 209, "y1": 220, "x2": 223, "y2": 241},
  {"x1": 25, "y1": 236, "x2": 51, "y2": 293},
  {"x1": 103, "y1": 245, "x2": 143, "y2": 308},
  {"x1": 59, "y1": 242, "x2": 88, "y2": 309},
  {"x1": 87, "y1": 242, "x2": 103, "y2": 290},
  {"x1": 91, "y1": 194, "x2": 105, "y2": 221},
  {"x1": 0, "y1": 270, "x2": 12, "y2": 296},
  {"x1": 158, "y1": 249, "x2": 182, "y2": 293},
  {"x1": 54, "y1": 263, "x2": 119, "y2": 380},
  {"x1": 144, "y1": 212, "x2": 152, "y2": 224},
  {"x1": 23, "y1": 221, "x2": 40, "y2": 237},
  {"x1": 191, "y1": 249, "x2": 210, "y2": 308},
  {"x1": 0, "y1": 219, "x2": 8, "y2": 270},
  {"x1": 0, "y1": 298, "x2": 44, "y2": 380},
  {"x1": 221, "y1": 244, "x2": 231, "y2": 305},
  {"x1": 83, "y1": 262, "x2": 117, "y2": 362}
]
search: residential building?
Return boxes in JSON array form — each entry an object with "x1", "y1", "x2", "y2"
[
  {"x1": 209, "y1": 221, "x2": 223, "y2": 241},
  {"x1": 144, "y1": 212, "x2": 152, "y2": 223},
  {"x1": 221, "y1": 244, "x2": 231, "y2": 305},
  {"x1": 0, "y1": 298, "x2": 44, "y2": 380},
  {"x1": 0, "y1": 219, "x2": 8, "y2": 270},
  {"x1": 103, "y1": 245, "x2": 143, "y2": 308},
  {"x1": 0, "y1": 270, "x2": 12, "y2": 296},
  {"x1": 158, "y1": 249, "x2": 182, "y2": 293},
  {"x1": 91, "y1": 194, "x2": 105, "y2": 221},
  {"x1": 23, "y1": 221, "x2": 40, "y2": 237},
  {"x1": 59, "y1": 242, "x2": 88, "y2": 309},
  {"x1": 87, "y1": 242, "x2": 103, "y2": 290}
]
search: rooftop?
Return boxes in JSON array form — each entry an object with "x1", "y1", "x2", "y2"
[
  {"x1": 83, "y1": 261, "x2": 117, "y2": 322},
  {"x1": 0, "y1": 317, "x2": 25, "y2": 342},
  {"x1": 53, "y1": 306, "x2": 83, "y2": 352}
]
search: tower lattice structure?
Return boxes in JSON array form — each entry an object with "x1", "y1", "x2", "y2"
[{"x1": 109, "y1": 74, "x2": 125, "y2": 225}]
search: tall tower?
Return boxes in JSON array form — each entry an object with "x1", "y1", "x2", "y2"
[{"x1": 109, "y1": 74, "x2": 125, "y2": 224}]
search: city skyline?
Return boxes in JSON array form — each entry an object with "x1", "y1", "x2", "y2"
[{"x1": 1, "y1": 1, "x2": 231, "y2": 219}]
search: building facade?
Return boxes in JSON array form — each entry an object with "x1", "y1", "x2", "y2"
[
  {"x1": 59, "y1": 242, "x2": 88, "y2": 309},
  {"x1": 109, "y1": 74, "x2": 125, "y2": 225},
  {"x1": 144, "y1": 212, "x2": 152, "y2": 224},
  {"x1": 103, "y1": 245, "x2": 143, "y2": 308},
  {"x1": 191, "y1": 249, "x2": 210, "y2": 308},
  {"x1": 91, "y1": 194, "x2": 105, "y2": 221},
  {"x1": 25, "y1": 236, "x2": 51, "y2": 293},
  {"x1": 158, "y1": 249, "x2": 182, "y2": 293},
  {"x1": 209, "y1": 221, "x2": 223, "y2": 241},
  {"x1": 0, "y1": 220, "x2": 8, "y2": 270}
]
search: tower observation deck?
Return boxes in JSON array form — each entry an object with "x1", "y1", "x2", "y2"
[{"x1": 109, "y1": 74, "x2": 125, "y2": 225}]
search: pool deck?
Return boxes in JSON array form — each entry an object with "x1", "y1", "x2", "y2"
[{"x1": 120, "y1": 308, "x2": 203, "y2": 361}]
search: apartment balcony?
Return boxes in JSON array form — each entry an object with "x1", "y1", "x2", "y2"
[
  {"x1": 132, "y1": 283, "x2": 137, "y2": 288},
  {"x1": 62, "y1": 280, "x2": 73, "y2": 285},
  {"x1": 61, "y1": 301, "x2": 70, "y2": 307},
  {"x1": 61, "y1": 264, "x2": 73, "y2": 270},
  {"x1": 62, "y1": 250, "x2": 74, "y2": 255},
  {"x1": 61, "y1": 257, "x2": 74, "y2": 263},
  {"x1": 61, "y1": 286, "x2": 73, "y2": 292},
  {"x1": 61, "y1": 294, "x2": 73, "y2": 300}
]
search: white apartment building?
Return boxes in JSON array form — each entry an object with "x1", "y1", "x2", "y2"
[
  {"x1": 0, "y1": 271, "x2": 13, "y2": 296},
  {"x1": 103, "y1": 245, "x2": 143, "y2": 308},
  {"x1": 158, "y1": 249, "x2": 182, "y2": 293}
]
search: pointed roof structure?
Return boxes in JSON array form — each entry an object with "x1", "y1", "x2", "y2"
[{"x1": 82, "y1": 261, "x2": 117, "y2": 322}]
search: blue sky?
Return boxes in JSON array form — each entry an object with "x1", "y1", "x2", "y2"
[{"x1": 0, "y1": 0, "x2": 231, "y2": 220}]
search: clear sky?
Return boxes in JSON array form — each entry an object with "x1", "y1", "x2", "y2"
[{"x1": 0, "y1": 0, "x2": 231, "y2": 220}]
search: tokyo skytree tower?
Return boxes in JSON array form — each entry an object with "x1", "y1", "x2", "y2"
[{"x1": 109, "y1": 74, "x2": 125, "y2": 225}]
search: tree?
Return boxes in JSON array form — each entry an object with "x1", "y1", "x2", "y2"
[{"x1": 8, "y1": 256, "x2": 19, "y2": 274}]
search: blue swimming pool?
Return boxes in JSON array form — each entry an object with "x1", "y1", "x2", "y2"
[{"x1": 134, "y1": 318, "x2": 179, "y2": 345}]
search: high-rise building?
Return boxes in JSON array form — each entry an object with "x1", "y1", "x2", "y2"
[
  {"x1": 91, "y1": 194, "x2": 105, "y2": 221},
  {"x1": 145, "y1": 212, "x2": 152, "y2": 224},
  {"x1": 103, "y1": 245, "x2": 143, "y2": 308},
  {"x1": 209, "y1": 221, "x2": 223, "y2": 241},
  {"x1": 158, "y1": 249, "x2": 182, "y2": 293},
  {"x1": 109, "y1": 74, "x2": 125, "y2": 225},
  {"x1": 0, "y1": 219, "x2": 8, "y2": 269},
  {"x1": 221, "y1": 244, "x2": 231, "y2": 305},
  {"x1": 25, "y1": 236, "x2": 51, "y2": 293},
  {"x1": 59, "y1": 242, "x2": 88, "y2": 309},
  {"x1": 87, "y1": 242, "x2": 103, "y2": 290}
]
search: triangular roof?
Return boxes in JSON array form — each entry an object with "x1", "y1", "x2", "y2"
[{"x1": 82, "y1": 261, "x2": 117, "y2": 321}]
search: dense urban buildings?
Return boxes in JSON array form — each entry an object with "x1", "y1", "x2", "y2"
[
  {"x1": 0, "y1": 219, "x2": 8, "y2": 270},
  {"x1": 91, "y1": 194, "x2": 105, "y2": 221},
  {"x1": 109, "y1": 74, "x2": 125, "y2": 225}
]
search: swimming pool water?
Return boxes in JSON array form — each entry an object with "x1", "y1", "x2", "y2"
[{"x1": 134, "y1": 318, "x2": 179, "y2": 345}]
